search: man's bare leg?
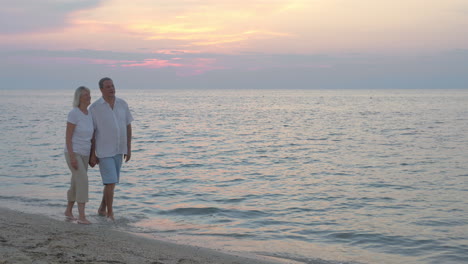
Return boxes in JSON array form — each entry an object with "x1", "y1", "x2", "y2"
[
  {"x1": 98, "y1": 189, "x2": 107, "y2": 216},
  {"x1": 104, "y1": 183, "x2": 115, "y2": 221}
]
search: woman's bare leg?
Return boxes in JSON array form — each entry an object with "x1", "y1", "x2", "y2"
[
  {"x1": 65, "y1": 201, "x2": 76, "y2": 220},
  {"x1": 77, "y1": 202, "x2": 91, "y2": 224}
]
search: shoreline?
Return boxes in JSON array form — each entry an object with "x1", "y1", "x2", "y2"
[{"x1": 0, "y1": 207, "x2": 293, "y2": 264}]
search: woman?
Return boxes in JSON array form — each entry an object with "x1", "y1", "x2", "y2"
[{"x1": 64, "y1": 86, "x2": 93, "y2": 224}]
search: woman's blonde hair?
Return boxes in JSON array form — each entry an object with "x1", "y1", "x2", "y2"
[{"x1": 72, "y1": 86, "x2": 90, "y2": 107}]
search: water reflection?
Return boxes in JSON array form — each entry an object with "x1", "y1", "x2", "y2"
[{"x1": 1, "y1": 89, "x2": 467, "y2": 264}]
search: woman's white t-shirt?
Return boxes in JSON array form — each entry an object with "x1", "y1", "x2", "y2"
[{"x1": 64, "y1": 107, "x2": 94, "y2": 156}]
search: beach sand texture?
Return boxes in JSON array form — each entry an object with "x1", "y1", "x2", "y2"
[{"x1": 0, "y1": 207, "x2": 284, "y2": 264}]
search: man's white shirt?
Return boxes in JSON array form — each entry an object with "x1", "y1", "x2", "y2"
[{"x1": 89, "y1": 97, "x2": 133, "y2": 158}]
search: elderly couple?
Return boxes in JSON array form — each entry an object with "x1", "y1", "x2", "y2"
[{"x1": 64, "y1": 77, "x2": 133, "y2": 224}]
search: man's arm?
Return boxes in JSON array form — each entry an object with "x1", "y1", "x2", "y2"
[{"x1": 125, "y1": 124, "x2": 132, "y2": 162}]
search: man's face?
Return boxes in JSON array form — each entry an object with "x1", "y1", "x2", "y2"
[{"x1": 101, "y1": 80, "x2": 115, "y2": 98}]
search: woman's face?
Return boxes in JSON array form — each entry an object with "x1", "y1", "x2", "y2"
[{"x1": 80, "y1": 90, "x2": 91, "y2": 107}]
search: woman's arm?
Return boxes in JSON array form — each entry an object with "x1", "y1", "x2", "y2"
[{"x1": 66, "y1": 122, "x2": 78, "y2": 170}]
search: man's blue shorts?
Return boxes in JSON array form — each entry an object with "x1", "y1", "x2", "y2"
[{"x1": 99, "y1": 154, "x2": 123, "y2": 185}]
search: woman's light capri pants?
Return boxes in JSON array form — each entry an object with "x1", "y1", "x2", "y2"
[{"x1": 64, "y1": 153, "x2": 89, "y2": 203}]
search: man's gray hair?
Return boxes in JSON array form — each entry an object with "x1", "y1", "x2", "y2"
[
  {"x1": 73, "y1": 86, "x2": 90, "y2": 107},
  {"x1": 99, "y1": 77, "x2": 113, "y2": 89}
]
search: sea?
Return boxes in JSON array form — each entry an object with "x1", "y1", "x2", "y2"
[{"x1": 0, "y1": 89, "x2": 467, "y2": 264}]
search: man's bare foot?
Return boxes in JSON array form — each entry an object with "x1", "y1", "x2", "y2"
[
  {"x1": 65, "y1": 212, "x2": 76, "y2": 221},
  {"x1": 107, "y1": 213, "x2": 115, "y2": 221},
  {"x1": 77, "y1": 218, "x2": 92, "y2": 225},
  {"x1": 98, "y1": 209, "x2": 106, "y2": 216}
]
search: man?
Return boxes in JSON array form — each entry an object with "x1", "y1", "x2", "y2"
[{"x1": 89, "y1": 77, "x2": 133, "y2": 221}]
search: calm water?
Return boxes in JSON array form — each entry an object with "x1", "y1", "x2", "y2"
[{"x1": 0, "y1": 89, "x2": 467, "y2": 264}]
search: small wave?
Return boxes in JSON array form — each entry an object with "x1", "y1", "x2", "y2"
[
  {"x1": 412, "y1": 219, "x2": 466, "y2": 227},
  {"x1": 285, "y1": 207, "x2": 329, "y2": 213},
  {"x1": 150, "y1": 190, "x2": 188, "y2": 197},
  {"x1": 159, "y1": 207, "x2": 269, "y2": 219},
  {"x1": 359, "y1": 111, "x2": 381, "y2": 116},
  {"x1": 330, "y1": 231, "x2": 429, "y2": 247},
  {"x1": 322, "y1": 230, "x2": 464, "y2": 259},
  {"x1": 400, "y1": 132, "x2": 418, "y2": 136},
  {"x1": 0, "y1": 195, "x2": 51, "y2": 204},
  {"x1": 424, "y1": 249, "x2": 468, "y2": 264},
  {"x1": 262, "y1": 253, "x2": 365, "y2": 264},
  {"x1": 191, "y1": 232, "x2": 254, "y2": 239},
  {"x1": 150, "y1": 163, "x2": 204, "y2": 169},
  {"x1": 366, "y1": 182, "x2": 415, "y2": 190},
  {"x1": 31, "y1": 143, "x2": 52, "y2": 147},
  {"x1": 159, "y1": 207, "x2": 222, "y2": 216},
  {"x1": 213, "y1": 197, "x2": 246, "y2": 203}
]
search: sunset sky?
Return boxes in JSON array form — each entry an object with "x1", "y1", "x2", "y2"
[{"x1": 1, "y1": 0, "x2": 467, "y2": 89}]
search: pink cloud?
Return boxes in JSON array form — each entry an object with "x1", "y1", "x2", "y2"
[
  {"x1": 7, "y1": 54, "x2": 226, "y2": 76},
  {"x1": 53, "y1": 57, "x2": 137, "y2": 67},
  {"x1": 121, "y1": 57, "x2": 226, "y2": 76},
  {"x1": 121, "y1": 59, "x2": 183, "y2": 69},
  {"x1": 247, "y1": 64, "x2": 333, "y2": 71},
  {"x1": 153, "y1": 49, "x2": 200, "y2": 55},
  {"x1": 173, "y1": 58, "x2": 227, "y2": 76},
  {"x1": 11, "y1": 56, "x2": 137, "y2": 67}
]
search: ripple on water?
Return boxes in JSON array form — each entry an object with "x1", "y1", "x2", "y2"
[{"x1": 1, "y1": 89, "x2": 468, "y2": 264}]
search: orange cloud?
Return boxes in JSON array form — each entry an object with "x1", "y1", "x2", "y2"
[
  {"x1": 74, "y1": 0, "x2": 301, "y2": 51},
  {"x1": 191, "y1": 30, "x2": 292, "y2": 46},
  {"x1": 130, "y1": 23, "x2": 217, "y2": 35}
]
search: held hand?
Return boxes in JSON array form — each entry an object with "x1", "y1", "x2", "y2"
[{"x1": 89, "y1": 155, "x2": 98, "y2": 168}]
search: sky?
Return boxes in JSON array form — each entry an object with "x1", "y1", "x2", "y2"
[{"x1": 1, "y1": 0, "x2": 467, "y2": 90}]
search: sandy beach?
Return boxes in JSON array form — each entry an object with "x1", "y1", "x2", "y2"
[{"x1": 0, "y1": 207, "x2": 290, "y2": 264}]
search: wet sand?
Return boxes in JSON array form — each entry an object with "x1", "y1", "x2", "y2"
[{"x1": 0, "y1": 207, "x2": 287, "y2": 264}]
